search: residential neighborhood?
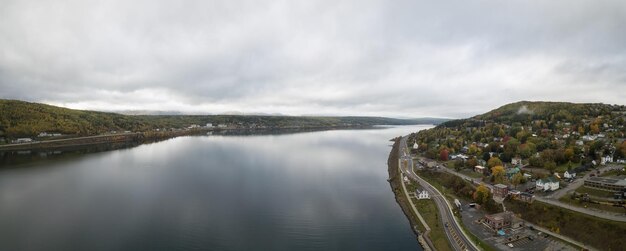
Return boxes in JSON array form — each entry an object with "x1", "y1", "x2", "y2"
[{"x1": 405, "y1": 102, "x2": 626, "y2": 250}]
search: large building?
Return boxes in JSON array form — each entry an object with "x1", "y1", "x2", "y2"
[
  {"x1": 483, "y1": 211, "x2": 513, "y2": 232},
  {"x1": 493, "y1": 184, "x2": 509, "y2": 198},
  {"x1": 584, "y1": 177, "x2": 626, "y2": 192}
]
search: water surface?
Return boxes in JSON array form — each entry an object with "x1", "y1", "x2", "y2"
[{"x1": 0, "y1": 125, "x2": 431, "y2": 251}]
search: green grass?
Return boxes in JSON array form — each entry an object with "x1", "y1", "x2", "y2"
[
  {"x1": 559, "y1": 196, "x2": 626, "y2": 214},
  {"x1": 413, "y1": 199, "x2": 454, "y2": 251},
  {"x1": 460, "y1": 169, "x2": 484, "y2": 179},
  {"x1": 600, "y1": 169, "x2": 626, "y2": 177},
  {"x1": 555, "y1": 161, "x2": 579, "y2": 173}
]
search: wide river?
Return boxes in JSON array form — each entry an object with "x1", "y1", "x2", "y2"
[{"x1": 0, "y1": 125, "x2": 431, "y2": 251}]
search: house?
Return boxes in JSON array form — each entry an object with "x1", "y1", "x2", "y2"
[
  {"x1": 584, "y1": 177, "x2": 626, "y2": 192},
  {"x1": 416, "y1": 189, "x2": 430, "y2": 200},
  {"x1": 483, "y1": 211, "x2": 513, "y2": 232},
  {"x1": 451, "y1": 154, "x2": 468, "y2": 161},
  {"x1": 505, "y1": 167, "x2": 521, "y2": 180},
  {"x1": 563, "y1": 170, "x2": 576, "y2": 179},
  {"x1": 15, "y1": 138, "x2": 33, "y2": 144},
  {"x1": 511, "y1": 157, "x2": 522, "y2": 166},
  {"x1": 517, "y1": 192, "x2": 535, "y2": 203},
  {"x1": 493, "y1": 184, "x2": 509, "y2": 198},
  {"x1": 523, "y1": 173, "x2": 532, "y2": 179},
  {"x1": 582, "y1": 135, "x2": 597, "y2": 141},
  {"x1": 601, "y1": 155, "x2": 613, "y2": 165},
  {"x1": 536, "y1": 177, "x2": 559, "y2": 191},
  {"x1": 206, "y1": 123, "x2": 213, "y2": 127},
  {"x1": 474, "y1": 165, "x2": 486, "y2": 173},
  {"x1": 413, "y1": 142, "x2": 419, "y2": 150},
  {"x1": 460, "y1": 146, "x2": 469, "y2": 153},
  {"x1": 508, "y1": 189, "x2": 521, "y2": 199}
]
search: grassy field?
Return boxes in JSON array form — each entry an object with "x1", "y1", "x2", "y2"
[
  {"x1": 413, "y1": 198, "x2": 453, "y2": 251},
  {"x1": 460, "y1": 169, "x2": 484, "y2": 179},
  {"x1": 555, "y1": 161, "x2": 579, "y2": 173},
  {"x1": 505, "y1": 199, "x2": 626, "y2": 251},
  {"x1": 559, "y1": 196, "x2": 626, "y2": 214},
  {"x1": 600, "y1": 168, "x2": 626, "y2": 177}
]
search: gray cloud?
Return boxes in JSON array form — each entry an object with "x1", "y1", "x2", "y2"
[{"x1": 1, "y1": 0, "x2": 625, "y2": 118}]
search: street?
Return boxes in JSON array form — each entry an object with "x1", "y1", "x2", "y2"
[{"x1": 399, "y1": 136, "x2": 478, "y2": 251}]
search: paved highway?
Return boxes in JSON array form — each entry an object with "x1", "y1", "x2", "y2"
[{"x1": 399, "y1": 136, "x2": 478, "y2": 251}]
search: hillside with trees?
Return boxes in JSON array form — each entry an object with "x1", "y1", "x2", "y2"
[
  {"x1": 0, "y1": 99, "x2": 442, "y2": 141},
  {"x1": 410, "y1": 101, "x2": 626, "y2": 175}
]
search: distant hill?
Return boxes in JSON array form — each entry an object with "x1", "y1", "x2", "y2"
[
  {"x1": 0, "y1": 99, "x2": 447, "y2": 139},
  {"x1": 440, "y1": 101, "x2": 625, "y2": 129}
]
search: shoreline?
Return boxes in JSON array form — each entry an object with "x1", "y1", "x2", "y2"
[
  {"x1": 0, "y1": 125, "x2": 377, "y2": 152},
  {"x1": 387, "y1": 137, "x2": 430, "y2": 250}
]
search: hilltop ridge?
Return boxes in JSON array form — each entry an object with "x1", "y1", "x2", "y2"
[{"x1": 0, "y1": 99, "x2": 447, "y2": 140}]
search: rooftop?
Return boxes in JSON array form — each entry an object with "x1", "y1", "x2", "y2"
[
  {"x1": 587, "y1": 177, "x2": 626, "y2": 186},
  {"x1": 495, "y1": 184, "x2": 508, "y2": 189}
]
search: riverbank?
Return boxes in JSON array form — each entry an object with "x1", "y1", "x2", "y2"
[
  {"x1": 387, "y1": 137, "x2": 432, "y2": 251},
  {"x1": 0, "y1": 125, "x2": 375, "y2": 152}
]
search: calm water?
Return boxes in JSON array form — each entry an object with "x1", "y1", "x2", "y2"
[{"x1": 0, "y1": 125, "x2": 431, "y2": 251}]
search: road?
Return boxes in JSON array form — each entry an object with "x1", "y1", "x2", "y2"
[
  {"x1": 399, "y1": 136, "x2": 478, "y2": 251},
  {"x1": 419, "y1": 155, "x2": 626, "y2": 222}
]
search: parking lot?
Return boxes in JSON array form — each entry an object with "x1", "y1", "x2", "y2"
[{"x1": 459, "y1": 203, "x2": 576, "y2": 250}]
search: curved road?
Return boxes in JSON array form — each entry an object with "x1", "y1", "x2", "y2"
[{"x1": 399, "y1": 136, "x2": 478, "y2": 251}]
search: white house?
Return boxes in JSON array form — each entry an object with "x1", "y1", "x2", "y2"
[
  {"x1": 206, "y1": 123, "x2": 213, "y2": 127},
  {"x1": 475, "y1": 165, "x2": 486, "y2": 173},
  {"x1": 413, "y1": 142, "x2": 419, "y2": 150},
  {"x1": 15, "y1": 138, "x2": 33, "y2": 143},
  {"x1": 511, "y1": 157, "x2": 522, "y2": 166},
  {"x1": 601, "y1": 155, "x2": 613, "y2": 165},
  {"x1": 563, "y1": 170, "x2": 576, "y2": 179},
  {"x1": 536, "y1": 177, "x2": 559, "y2": 191},
  {"x1": 416, "y1": 189, "x2": 430, "y2": 200}
]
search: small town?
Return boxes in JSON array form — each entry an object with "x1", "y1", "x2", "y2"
[{"x1": 393, "y1": 102, "x2": 626, "y2": 251}]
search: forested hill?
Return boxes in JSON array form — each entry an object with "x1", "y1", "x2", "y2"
[
  {"x1": 439, "y1": 101, "x2": 625, "y2": 129},
  {"x1": 0, "y1": 99, "x2": 444, "y2": 139}
]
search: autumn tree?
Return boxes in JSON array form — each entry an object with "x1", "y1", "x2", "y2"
[
  {"x1": 619, "y1": 140, "x2": 626, "y2": 158},
  {"x1": 544, "y1": 161, "x2": 557, "y2": 173},
  {"x1": 487, "y1": 157, "x2": 503, "y2": 168},
  {"x1": 466, "y1": 157, "x2": 478, "y2": 168},
  {"x1": 564, "y1": 148, "x2": 575, "y2": 162},
  {"x1": 511, "y1": 172, "x2": 523, "y2": 188},
  {"x1": 491, "y1": 165, "x2": 505, "y2": 183},
  {"x1": 473, "y1": 184, "x2": 491, "y2": 205},
  {"x1": 439, "y1": 148, "x2": 449, "y2": 161}
]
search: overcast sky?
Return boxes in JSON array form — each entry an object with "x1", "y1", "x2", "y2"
[{"x1": 1, "y1": 0, "x2": 625, "y2": 118}]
